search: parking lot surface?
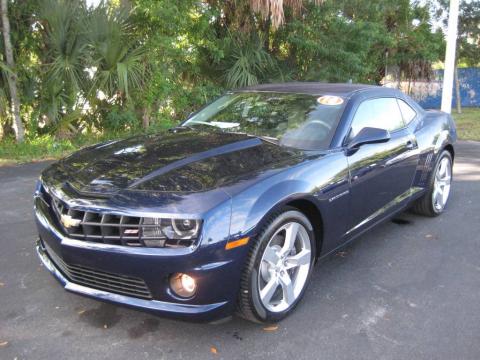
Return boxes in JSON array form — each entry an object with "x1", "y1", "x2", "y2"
[{"x1": 0, "y1": 141, "x2": 479, "y2": 360}]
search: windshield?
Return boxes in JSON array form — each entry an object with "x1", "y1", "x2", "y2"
[{"x1": 183, "y1": 92, "x2": 345, "y2": 150}]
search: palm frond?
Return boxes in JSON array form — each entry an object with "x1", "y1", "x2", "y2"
[
  {"x1": 38, "y1": 0, "x2": 89, "y2": 112},
  {"x1": 223, "y1": 34, "x2": 276, "y2": 88},
  {"x1": 86, "y1": 3, "x2": 147, "y2": 101}
]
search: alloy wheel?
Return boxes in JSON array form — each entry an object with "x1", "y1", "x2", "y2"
[
  {"x1": 432, "y1": 156, "x2": 452, "y2": 212},
  {"x1": 257, "y1": 221, "x2": 312, "y2": 313}
]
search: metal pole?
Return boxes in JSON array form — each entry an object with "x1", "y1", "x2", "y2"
[{"x1": 441, "y1": 0, "x2": 460, "y2": 113}]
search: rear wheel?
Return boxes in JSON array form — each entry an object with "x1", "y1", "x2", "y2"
[
  {"x1": 413, "y1": 150, "x2": 452, "y2": 217},
  {"x1": 237, "y1": 209, "x2": 316, "y2": 323}
]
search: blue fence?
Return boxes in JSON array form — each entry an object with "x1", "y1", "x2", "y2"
[{"x1": 410, "y1": 67, "x2": 480, "y2": 109}]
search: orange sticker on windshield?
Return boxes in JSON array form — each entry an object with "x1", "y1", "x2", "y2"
[{"x1": 317, "y1": 95, "x2": 344, "y2": 106}]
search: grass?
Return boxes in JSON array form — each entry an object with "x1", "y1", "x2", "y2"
[
  {"x1": 0, "y1": 109, "x2": 479, "y2": 165},
  {"x1": 0, "y1": 133, "x2": 119, "y2": 165},
  {"x1": 451, "y1": 107, "x2": 480, "y2": 141},
  {"x1": 0, "y1": 121, "x2": 174, "y2": 165}
]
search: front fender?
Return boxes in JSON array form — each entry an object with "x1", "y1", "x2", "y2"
[
  {"x1": 228, "y1": 151, "x2": 350, "y2": 255},
  {"x1": 231, "y1": 179, "x2": 314, "y2": 239}
]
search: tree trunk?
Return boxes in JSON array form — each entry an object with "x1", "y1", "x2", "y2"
[
  {"x1": 454, "y1": 64, "x2": 461, "y2": 114},
  {"x1": 142, "y1": 106, "x2": 150, "y2": 129},
  {"x1": 1, "y1": 0, "x2": 24, "y2": 142}
]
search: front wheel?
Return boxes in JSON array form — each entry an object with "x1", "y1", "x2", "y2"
[
  {"x1": 237, "y1": 209, "x2": 316, "y2": 323},
  {"x1": 413, "y1": 150, "x2": 453, "y2": 217}
]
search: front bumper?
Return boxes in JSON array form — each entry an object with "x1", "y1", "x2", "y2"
[
  {"x1": 36, "y1": 241, "x2": 228, "y2": 320},
  {"x1": 34, "y1": 196, "x2": 244, "y2": 322}
]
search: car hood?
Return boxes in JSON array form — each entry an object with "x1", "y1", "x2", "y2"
[{"x1": 41, "y1": 130, "x2": 304, "y2": 196}]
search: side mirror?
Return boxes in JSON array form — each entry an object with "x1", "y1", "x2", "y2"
[{"x1": 347, "y1": 127, "x2": 390, "y2": 150}]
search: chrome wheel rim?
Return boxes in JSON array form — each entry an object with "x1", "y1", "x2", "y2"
[
  {"x1": 258, "y1": 222, "x2": 312, "y2": 313},
  {"x1": 432, "y1": 156, "x2": 452, "y2": 212}
]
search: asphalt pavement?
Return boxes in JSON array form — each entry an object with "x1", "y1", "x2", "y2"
[{"x1": 0, "y1": 141, "x2": 479, "y2": 360}]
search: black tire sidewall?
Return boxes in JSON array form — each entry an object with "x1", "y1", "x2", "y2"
[{"x1": 247, "y1": 209, "x2": 316, "y2": 323}]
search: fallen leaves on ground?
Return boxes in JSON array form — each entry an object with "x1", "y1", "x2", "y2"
[
  {"x1": 425, "y1": 234, "x2": 434, "y2": 239},
  {"x1": 77, "y1": 309, "x2": 86, "y2": 315},
  {"x1": 0, "y1": 282, "x2": 4, "y2": 287},
  {"x1": 210, "y1": 346, "x2": 218, "y2": 355},
  {"x1": 336, "y1": 251, "x2": 347, "y2": 258},
  {"x1": 263, "y1": 325, "x2": 278, "y2": 332},
  {"x1": 0, "y1": 341, "x2": 8, "y2": 347}
]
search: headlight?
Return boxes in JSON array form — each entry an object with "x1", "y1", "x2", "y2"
[
  {"x1": 141, "y1": 218, "x2": 201, "y2": 247},
  {"x1": 171, "y1": 219, "x2": 200, "y2": 238}
]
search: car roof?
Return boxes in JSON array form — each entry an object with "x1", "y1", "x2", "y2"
[{"x1": 235, "y1": 82, "x2": 386, "y2": 97}]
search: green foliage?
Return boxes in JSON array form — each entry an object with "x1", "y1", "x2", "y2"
[
  {"x1": 220, "y1": 34, "x2": 276, "y2": 88},
  {"x1": 434, "y1": 0, "x2": 480, "y2": 67},
  {"x1": 457, "y1": 1, "x2": 480, "y2": 66},
  {"x1": 87, "y1": 4, "x2": 147, "y2": 101},
  {"x1": 0, "y1": 133, "x2": 93, "y2": 164},
  {"x1": 0, "y1": 0, "x2": 150, "y2": 138},
  {"x1": 37, "y1": 0, "x2": 88, "y2": 124},
  {"x1": 277, "y1": 3, "x2": 387, "y2": 82},
  {"x1": 104, "y1": 106, "x2": 138, "y2": 132},
  {"x1": 128, "y1": 0, "x2": 221, "y2": 122},
  {"x1": 0, "y1": 0, "x2": 454, "y2": 152}
]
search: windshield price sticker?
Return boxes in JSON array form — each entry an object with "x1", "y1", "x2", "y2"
[{"x1": 317, "y1": 95, "x2": 344, "y2": 106}]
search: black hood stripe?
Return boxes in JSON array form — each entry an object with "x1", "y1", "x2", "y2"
[{"x1": 128, "y1": 137, "x2": 263, "y2": 189}]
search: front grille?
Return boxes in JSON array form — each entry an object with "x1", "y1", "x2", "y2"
[
  {"x1": 52, "y1": 196, "x2": 148, "y2": 247},
  {"x1": 40, "y1": 185, "x2": 195, "y2": 248},
  {"x1": 44, "y1": 242, "x2": 152, "y2": 299}
]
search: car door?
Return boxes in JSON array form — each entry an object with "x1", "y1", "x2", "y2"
[{"x1": 345, "y1": 97, "x2": 419, "y2": 237}]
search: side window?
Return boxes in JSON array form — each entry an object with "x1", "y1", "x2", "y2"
[
  {"x1": 350, "y1": 98, "x2": 405, "y2": 138},
  {"x1": 397, "y1": 99, "x2": 417, "y2": 124}
]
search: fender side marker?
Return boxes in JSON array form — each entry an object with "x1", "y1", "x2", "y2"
[{"x1": 225, "y1": 237, "x2": 250, "y2": 250}]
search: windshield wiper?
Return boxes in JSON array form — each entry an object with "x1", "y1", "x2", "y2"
[
  {"x1": 169, "y1": 125, "x2": 196, "y2": 133},
  {"x1": 253, "y1": 135, "x2": 279, "y2": 146},
  {"x1": 170, "y1": 126, "x2": 279, "y2": 146},
  {"x1": 187, "y1": 121, "x2": 223, "y2": 128},
  {"x1": 227, "y1": 131, "x2": 279, "y2": 146}
]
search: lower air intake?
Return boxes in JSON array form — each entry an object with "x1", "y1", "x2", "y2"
[{"x1": 44, "y1": 243, "x2": 152, "y2": 300}]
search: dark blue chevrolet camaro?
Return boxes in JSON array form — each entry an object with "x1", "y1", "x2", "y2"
[{"x1": 34, "y1": 83, "x2": 456, "y2": 323}]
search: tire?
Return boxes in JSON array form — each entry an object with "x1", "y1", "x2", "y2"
[
  {"x1": 412, "y1": 150, "x2": 453, "y2": 217},
  {"x1": 237, "y1": 208, "x2": 316, "y2": 323}
]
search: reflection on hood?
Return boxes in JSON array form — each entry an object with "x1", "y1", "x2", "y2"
[{"x1": 42, "y1": 130, "x2": 304, "y2": 194}]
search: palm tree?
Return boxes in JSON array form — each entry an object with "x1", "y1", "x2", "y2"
[
  {"x1": 37, "y1": 0, "x2": 89, "y2": 130},
  {"x1": 87, "y1": 4, "x2": 147, "y2": 104},
  {"x1": 36, "y1": 1, "x2": 148, "y2": 133},
  {"x1": 1, "y1": 0, "x2": 25, "y2": 142},
  {"x1": 222, "y1": 33, "x2": 276, "y2": 88}
]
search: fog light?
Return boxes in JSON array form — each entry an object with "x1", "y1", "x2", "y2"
[{"x1": 170, "y1": 273, "x2": 196, "y2": 297}]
